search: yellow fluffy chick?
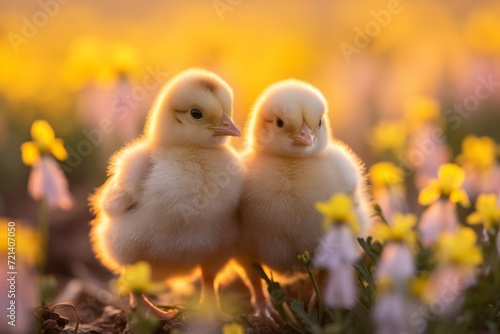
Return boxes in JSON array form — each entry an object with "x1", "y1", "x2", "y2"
[
  {"x1": 237, "y1": 79, "x2": 371, "y2": 317},
  {"x1": 90, "y1": 69, "x2": 243, "y2": 314}
]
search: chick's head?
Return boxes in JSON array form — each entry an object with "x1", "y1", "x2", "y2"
[
  {"x1": 146, "y1": 69, "x2": 240, "y2": 148},
  {"x1": 247, "y1": 80, "x2": 329, "y2": 157}
]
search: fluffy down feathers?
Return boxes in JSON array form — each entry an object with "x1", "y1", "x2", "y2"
[
  {"x1": 237, "y1": 80, "x2": 372, "y2": 309},
  {"x1": 90, "y1": 69, "x2": 243, "y2": 288}
]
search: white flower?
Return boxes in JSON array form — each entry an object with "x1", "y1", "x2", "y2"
[
  {"x1": 21, "y1": 120, "x2": 73, "y2": 211},
  {"x1": 408, "y1": 125, "x2": 451, "y2": 191},
  {"x1": 28, "y1": 156, "x2": 73, "y2": 210},
  {"x1": 314, "y1": 224, "x2": 359, "y2": 268},
  {"x1": 418, "y1": 200, "x2": 458, "y2": 246},
  {"x1": 423, "y1": 266, "x2": 473, "y2": 319},
  {"x1": 314, "y1": 224, "x2": 360, "y2": 308},
  {"x1": 376, "y1": 243, "x2": 415, "y2": 283},
  {"x1": 373, "y1": 230, "x2": 420, "y2": 333},
  {"x1": 373, "y1": 290, "x2": 420, "y2": 334},
  {"x1": 322, "y1": 263, "x2": 357, "y2": 309}
]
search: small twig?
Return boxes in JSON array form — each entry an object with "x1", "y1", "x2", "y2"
[{"x1": 50, "y1": 302, "x2": 81, "y2": 333}]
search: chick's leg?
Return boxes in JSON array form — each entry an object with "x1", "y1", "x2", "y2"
[
  {"x1": 199, "y1": 258, "x2": 233, "y2": 322},
  {"x1": 235, "y1": 258, "x2": 280, "y2": 326}
]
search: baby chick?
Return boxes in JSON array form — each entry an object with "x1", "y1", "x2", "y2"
[
  {"x1": 237, "y1": 80, "x2": 371, "y2": 318},
  {"x1": 90, "y1": 69, "x2": 243, "y2": 316}
]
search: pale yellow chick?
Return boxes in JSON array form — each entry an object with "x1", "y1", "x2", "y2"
[
  {"x1": 90, "y1": 69, "x2": 243, "y2": 315},
  {"x1": 237, "y1": 80, "x2": 371, "y2": 317}
]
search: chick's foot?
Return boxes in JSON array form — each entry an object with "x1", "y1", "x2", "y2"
[{"x1": 249, "y1": 300, "x2": 280, "y2": 329}]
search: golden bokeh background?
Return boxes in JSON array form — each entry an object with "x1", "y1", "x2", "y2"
[
  {"x1": 0, "y1": 3, "x2": 500, "y2": 331},
  {"x1": 1, "y1": 0, "x2": 499, "y2": 245}
]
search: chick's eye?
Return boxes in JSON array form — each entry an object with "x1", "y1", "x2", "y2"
[
  {"x1": 276, "y1": 118, "x2": 284, "y2": 128},
  {"x1": 319, "y1": 119, "x2": 322, "y2": 127},
  {"x1": 190, "y1": 108, "x2": 203, "y2": 120}
]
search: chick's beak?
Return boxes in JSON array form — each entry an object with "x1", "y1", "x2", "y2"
[
  {"x1": 292, "y1": 121, "x2": 314, "y2": 146},
  {"x1": 210, "y1": 113, "x2": 241, "y2": 137}
]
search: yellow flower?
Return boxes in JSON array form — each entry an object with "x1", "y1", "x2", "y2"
[
  {"x1": 21, "y1": 120, "x2": 68, "y2": 166},
  {"x1": 371, "y1": 213, "x2": 417, "y2": 249},
  {"x1": 315, "y1": 194, "x2": 360, "y2": 233},
  {"x1": 418, "y1": 164, "x2": 469, "y2": 207},
  {"x1": 465, "y1": 10, "x2": 500, "y2": 54},
  {"x1": 0, "y1": 219, "x2": 41, "y2": 267},
  {"x1": 467, "y1": 194, "x2": 500, "y2": 231},
  {"x1": 222, "y1": 323, "x2": 245, "y2": 334},
  {"x1": 369, "y1": 162, "x2": 405, "y2": 190},
  {"x1": 109, "y1": 42, "x2": 140, "y2": 76},
  {"x1": 409, "y1": 276, "x2": 428, "y2": 299},
  {"x1": 369, "y1": 121, "x2": 407, "y2": 156},
  {"x1": 375, "y1": 276, "x2": 393, "y2": 295},
  {"x1": 113, "y1": 262, "x2": 164, "y2": 297},
  {"x1": 61, "y1": 35, "x2": 111, "y2": 89},
  {"x1": 457, "y1": 135, "x2": 497, "y2": 171},
  {"x1": 403, "y1": 96, "x2": 441, "y2": 128},
  {"x1": 436, "y1": 227, "x2": 483, "y2": 267}
]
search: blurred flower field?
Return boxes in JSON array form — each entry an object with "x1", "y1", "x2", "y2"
[{"x1": 1, "y1": 0, "x2": 500, "y2": 333}]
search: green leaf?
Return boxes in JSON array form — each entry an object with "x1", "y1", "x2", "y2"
[
  {"x1": 251, "y1": 263, "x2": 272, "y2": 284},
  {"x1": 353, "y1": 258, "x2": 375, "y2": 291},
  {"x1": 290, "y1": 300, "x2": 322, "y2": 334},
  {"x1": 252, "y1": 263, "x2": 288, "y2": 322},
  {"x1": 268, "y1": 282, "x2": 287, "y2": 305},
  {"x1": 128, "y1": 310, "x2": 158, "y2": 334},
  {"x1": 486, "y1": 321, "x2": 498, "y2": 334},
  {"x1": 372, "y1": 203, "x2": 388, "y2": 224},
  {"x1": 357, "y1": 237, "x2": 381, "y2": 262},
  {"x1": 40, "y1": 275, "x2": 57, "y2": 302}
]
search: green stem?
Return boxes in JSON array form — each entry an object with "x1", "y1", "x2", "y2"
[
  {"x1": 130, "y1": 292, "x2": 158, "y2": 334},
  {"x1": 306, "y1": 267, "x2": 323, "y2": 325},
  {"x1": 335, "y1": 309, "x2": 343, "y2": 333},
  {"x1": 134, "y1": 292, "x2": 144, "y2": 313},
  {"x1": 298, "y1": 278, "x2": 304, "y2": 302},
  {"x1": 356, "y1": 299, "x2": 370, "y2": 314},
  {"x1": 38, "y1": 199, "x2": 49, "y2": 274},
  {"x1": 37, "y1": 199, "x2": 51, "y2": 305}
]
